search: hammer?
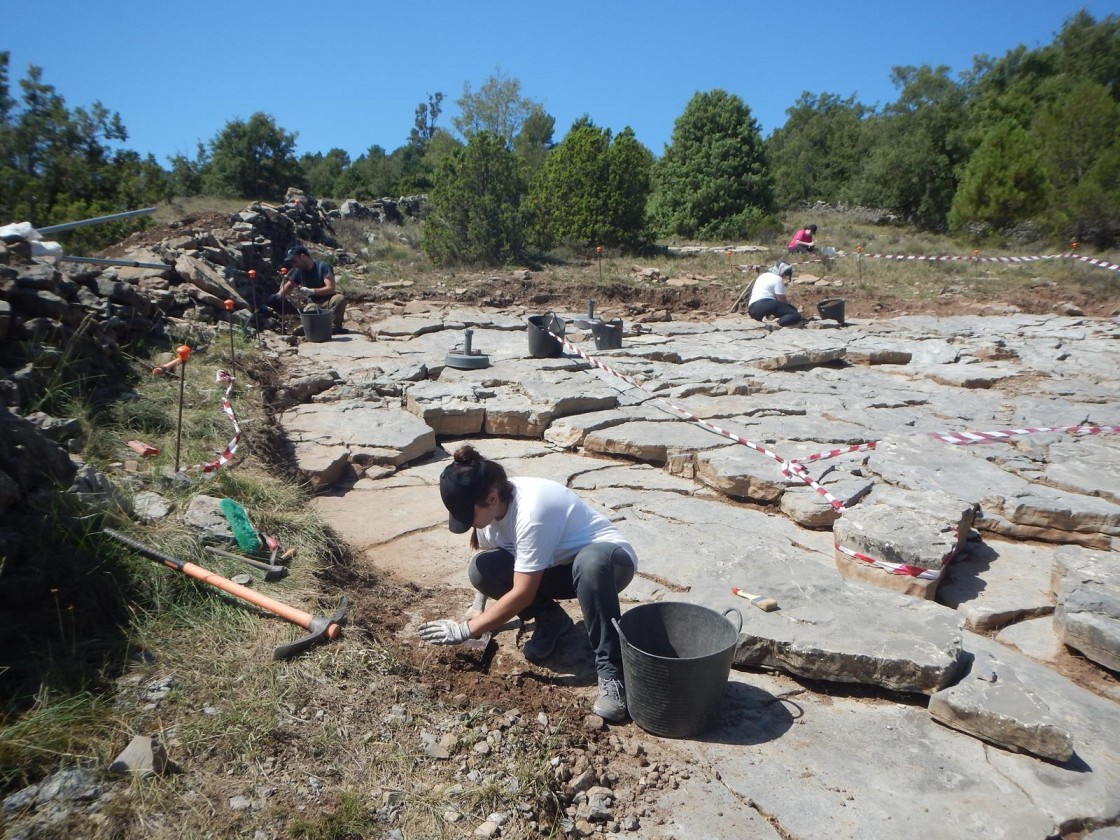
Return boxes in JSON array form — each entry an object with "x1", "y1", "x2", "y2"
[
  {"x1": 105, "y1": 529, "x2": 346, "y2": 659},
  {"x1": 204, "y1": 545, "x2": 288, "y2": 581}
]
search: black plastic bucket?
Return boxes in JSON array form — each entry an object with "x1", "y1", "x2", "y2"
[
  {"x1": 817, "y1": 298, "x2": 845, "y2": 324},
  {"x1": 613, "y1": 602, "x2": 742, "y2": 738},
  {"x1": 592, "y1": 318, "x2": 624, "y2": 350},
  {"x1": 300, "y1": 308, "x2": 334, "y2": 342},
  {"x1": 527, "y1": 314, "x2": 565, "y2": 358}
]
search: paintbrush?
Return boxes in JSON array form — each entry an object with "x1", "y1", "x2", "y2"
[{"x1": 731, "y1": 587, "x2": 779, "y2": 611}]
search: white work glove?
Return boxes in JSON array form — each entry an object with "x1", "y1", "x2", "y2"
[
  {"x1": 419, "y1": 619, "x2": 473, "y2": 645},
  {"x1": 299, "y1": 286, "x2": 315, "y2": 296}
]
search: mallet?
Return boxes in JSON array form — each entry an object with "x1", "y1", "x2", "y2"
[
  {"x1": 731, "y1": 587, "x2": 779, "y2": 612},
  {"x1": 105, "y1": 528, "x2": 346, "y2": 659}
]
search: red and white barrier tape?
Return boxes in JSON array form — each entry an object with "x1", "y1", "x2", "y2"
[
  {"x1": 855, "y1": 251, "x2": 1120, "y2": 273},
  {"x1": 742, "y1": 251, "x2": 1120, "y2": 275},
  {"x1": 929, "y1": 423, "x2": 1120, "y2": 446},
  {"x1": 787, "y1": 441, "x2": 879, "y2": 466},
  {"x1": 544, "y1": 324, "x2": 1119, "y2": 578},
  {"x1": 1072, "y1": 254, "x2": 1120, "y2": 273},
  {"x1": 834, "y1": 541, "x2": 950, "y2": 580},
  {"x1": 548, "y1": 327, "x2": 847, "y2": 511},
  {"x1": 183, "y1": 369, "x2": 241, "y2": 473}
]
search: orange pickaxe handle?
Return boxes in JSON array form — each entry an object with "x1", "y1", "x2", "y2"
[{"x1": 104, "y1": 529, "x2": 344, "y2": 653}]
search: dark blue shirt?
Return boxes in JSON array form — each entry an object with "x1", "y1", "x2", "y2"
[{"x1": 287, "y1": 260, "x2": 334, "y2": 296}]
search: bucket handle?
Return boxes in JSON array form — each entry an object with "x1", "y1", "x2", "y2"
[
  {"x1": 723, "y1": 606, "x2": 743, "y2": 635},
  {"x1": 546, "y1": 312, "x2": 566, "y2": 338},
  {"x1": 611, "y1": 617, "x2": 627, "y2": 646}
]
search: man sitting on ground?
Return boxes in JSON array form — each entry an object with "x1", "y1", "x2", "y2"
[{"x1": 270, "y1": 244, "x2": 346, "y2": 331}]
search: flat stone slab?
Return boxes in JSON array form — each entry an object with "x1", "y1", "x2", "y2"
[
  {"x1": 277, "y1": 400, "x2": 436, "y2": 485},
  {"x1": 928, "y1": 649, "x2": 1075, "y2": 761},
  {"x1": 685, "y1": 547, "x2": 966, "y2": 695},
  {"x1": 867, "y1": 433, "x2": 1120, "y2": 549},
  {"x1": 833, "y1": 494, "x2": 975, "y2": 575},
  {"x1": 1052, "y1": 545, "x2": 1120, "y2": 671},
  {"x1": 936, "y1": 538, "x2": 1056, "y2": 631},
  {"x1": 582, "y1": 419, "x2": 732, "y2": 464},
  {"x1": 653, "y1": 629, "x2": 1120, "y2": 840},
  {"x1": 281, "y1": 306, "x2": 1120, "y2": 840}
]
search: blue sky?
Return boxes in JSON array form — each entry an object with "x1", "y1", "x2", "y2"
[{"x1": 5, "y1": 1, "x2": 1119, "y2": 164}]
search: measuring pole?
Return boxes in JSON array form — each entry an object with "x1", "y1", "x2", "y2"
[
  {"x1": 36, "y1": 207, "x2": 156, "y2": 235},
  {"x1": 247, "y1": 270, "x2": 263, "y2": 345},
  {"x1": 224, "y1": 300, "x2": 236, "y2": 377},
  {"x1": 173, "y1": 345, "x2": 192, "y2": 472}
]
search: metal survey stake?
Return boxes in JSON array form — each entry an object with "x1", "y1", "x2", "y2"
[
  {"x1": 247, "y1": 269, "x2": 262, "y2": 345},
  {"x1": 596, "y1": 245, "x2": 603, "y2": 283},
  {"x1": 224, "y1": 299, "x2": 236, "y2": 376},
  {"x1": 173, "y1": 345, "x2": 191, "y2": 472}
]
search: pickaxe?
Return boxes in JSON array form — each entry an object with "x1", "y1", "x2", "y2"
[{"x1": 105, "y1": 528, "x2": 347, "y2": 659}]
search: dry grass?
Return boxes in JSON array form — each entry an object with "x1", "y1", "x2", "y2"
[
  {"x1": 150, "y1": 197, "x2": 251, "y2": 225},
  {"x1": 1, "y1": 327, "x2": 573, "y2": 839},
  {"x1": 4, "y1": 202, "x2": 1116, "y2": 837}
]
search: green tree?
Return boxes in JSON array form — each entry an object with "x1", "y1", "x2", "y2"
[
  {"x1": 167, "y1": 142, "x2": 209, "y2": 197},
  {"x1": 1034, "y1": 80, "x2": 1120, "y2": 192},
  {"x1": 512, "y1": 106, "x2": 555, "y2": 175},
  {"x1": 649, "y1": 90, "x2": 774, "y2": 240},
  {"x1": 409, "y1": 92, "x2": 445, "y2": 148},
  {"x1": 1034, "y1": 80, "x2": 1120, "y2": 246},
  {"x1": 202, "y1": 112, "x2": 302, "y2": 199},
  {"x1": 525, "y1": 118, "x2": 651, "y2": 252},
  {"x1": 948, "y1": 119, "x2": 1050, "y2": 235},
  {"x1": 422, "y1": 131, "x2": 526, "y2": 266},
  {"x1": 0, "y1": 54, "x2": 163, "y2": 249},
  {"x1": 767, "y1": 92, "x2": 870, "y2": 207},
  {"x1": 1049, "y1": 10, "x2": 1120, "y2": 99},
  {"x1": 846, "y1": 66, "x2": 970, "y2": 230},
  {"x1": 299, "y1": 148, "x2": 351, "y2": 197},
  {"x1": 335, "y1": 144, "x2": 399, "y2": 200},
  {"x1": 453, "y1": 69, "x2": 543, "y2": 148},
  {"x1": 1066, "y1": 141, "x2": 1120, "y2": 246}
]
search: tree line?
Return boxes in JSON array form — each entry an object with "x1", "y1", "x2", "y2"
[{"x1": 1, "y1": 11, "x2": 1117, "y2": 260}]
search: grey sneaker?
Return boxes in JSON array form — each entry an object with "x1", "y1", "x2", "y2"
[
  {"x1": 523, "y1": 603, "x2": 574, "y2": 663},
  {"x1": 593, "y1": 677, "x2": 627, "y2": 722}
]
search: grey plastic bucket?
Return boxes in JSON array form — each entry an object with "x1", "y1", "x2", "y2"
[
  {"x1": 527, "y1": 314, "x2": 565, "y2": 358},
  {"x1": 613, "y1": 602, "x2": 743, "y2": 738},
  {"x1": 817, "y1": 298, "x2": 845, "y2": 324},
  {"x1": 300, "y1": 308, "x2": 334, "y2": 342},
  {"x1": 592, "y1": 318, "x2": 623, "y2": 350}
]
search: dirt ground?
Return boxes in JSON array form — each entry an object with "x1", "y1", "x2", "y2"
[
  {"x1": 31, "y1": 216, "x2": 1107, "y2": 839},
  {"x1": 103, "y1": 212, "x2": 1120, "y2": 322}
]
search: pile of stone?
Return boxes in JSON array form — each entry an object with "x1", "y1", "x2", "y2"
[
  {"x1": 337, "y1": 195, "x2": 428, "y2": 225},
  {"x1": 0, "y1": 190, "x2": 392, "y2": 600}
]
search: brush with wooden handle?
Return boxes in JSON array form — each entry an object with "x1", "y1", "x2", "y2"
[{"x1": 731, "y1": 587, "x2": 779, "y2": 611}]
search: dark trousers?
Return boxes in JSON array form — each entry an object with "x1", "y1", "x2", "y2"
[
  {"x1": 266, "y1": 293, "x2": 346, "y2": 328},
  {"x1": 748, "y1": 298, "x2": 803, "y2": 326},
  {"x1": 468, "y1": 544, "x2": 635, "y2": 680}
]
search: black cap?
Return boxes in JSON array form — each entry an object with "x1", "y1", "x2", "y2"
[
  {"x1": 282, "y1": 244, "x2": 309, "y2": 267},
  {"x1": 440, "y1": 459, "x2": 490, "y2": 533}
]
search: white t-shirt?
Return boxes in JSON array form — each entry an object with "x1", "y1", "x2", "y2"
[
  {"x1": 748, "y1": 271, "x2": 786, "y2": 306},
  {"x1": 476, "y1": 477, "x2": 638, "y2": 574}
]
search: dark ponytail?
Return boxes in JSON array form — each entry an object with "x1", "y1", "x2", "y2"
[{"x1": 450, "y1": 445, "x2": 513, "y2": 547}]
